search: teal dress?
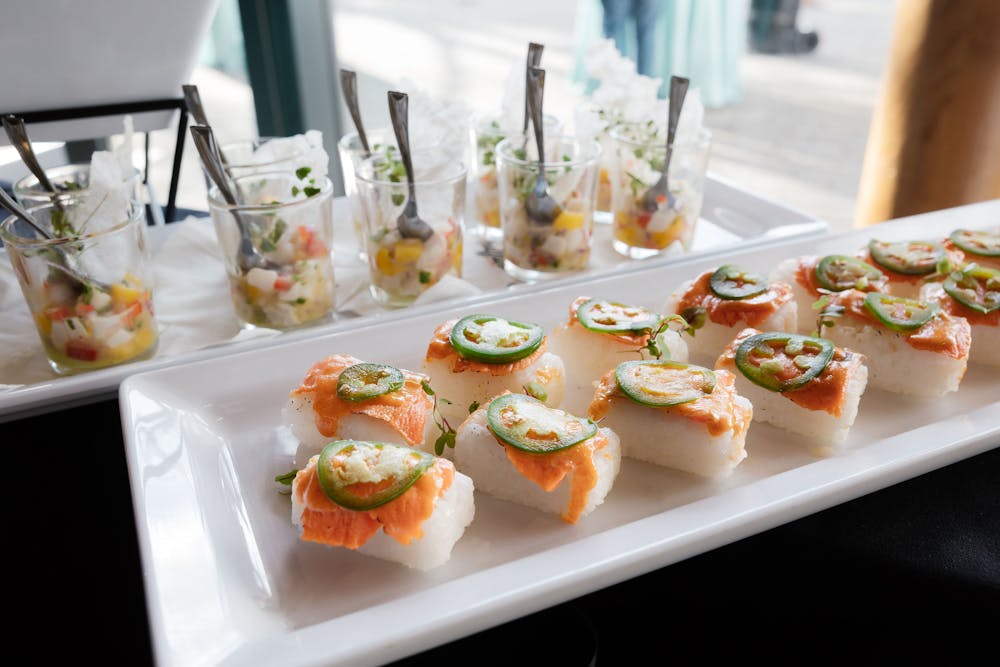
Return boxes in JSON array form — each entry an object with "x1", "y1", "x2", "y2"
[{"x1": 573, "y1": 0, "x2": 748, "y2": 109}]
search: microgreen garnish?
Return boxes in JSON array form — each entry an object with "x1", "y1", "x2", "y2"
[
  {"x1": 419, "y1": 270, "x2": 432, "y2": 284},
  {"x1": 468, "y1": 400, "x2": 480, "y2": 414},
  {"x1": 812, "y1": 291, "x2": 845, "y2": 337},
  {"x1": 295, "y1": 166, "x2": 312, "y2": 180},
  {"x1": 422, "y1": 379, "x2": 457, "y2": 455},
  {"x1": 274, "y1": 469, "x2": 297, "y2": 486}
]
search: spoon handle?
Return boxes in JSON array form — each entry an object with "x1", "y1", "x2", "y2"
[
  {"x1": 340, "y1": 69, "x2": 370, "y2": 157},
  {"x1": 0, "y1": 186, "x2": 53, "y2": 239},
  {"x1": 666, "y1": 76, "x2": 690, "y2": 148},
  {"x1": 182, "y1": 85, "x2": 210, "y2": 128},
  {"x1": 387, "y1": 90, "x2": 417, "y2": 206},
  {"x1": 523, "y1": 42, "x2": 545, "y2": 134},
  {"x1": 3, "y1": 114, "x2": 58, "y2": 193},
  {"x1": 526, "y1": 67, "x2": 547, "y2": 171},
  {"x1": 190, "y1": 125, "x2": 238, "y2": 207}
]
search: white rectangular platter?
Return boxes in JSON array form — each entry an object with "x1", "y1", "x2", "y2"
[
  {"x1": 119, "y1": 199, "x2": 1000, "y2": 667},
  {"x1": 1, "y1": 174, "x2": 826, "y2": 423}
]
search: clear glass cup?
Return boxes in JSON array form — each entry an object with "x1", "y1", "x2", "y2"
[
  {"x1": 337, "y1": 128, "x2": 443, "y2": 260},
  {"x1": 355, "y1": 155, "x2": 466, "y2": 308},
  {"x1": 608, "y1": 123, "x2": 713, "y2": 259},
  {"x1": 13, "y1": 163, "x2": 143, "y2": 208},
  {"x1": 206, "y1": 172, "x2": 336, "y2": 330},
  {"x1": 220, "y1": 136, "x2": 320, "y2": 180},
  {"x1": 0, "y1": 196, "x2": 159, "y2": 375},
  {"x1": 470, "y1": 113, "x2": 563, "y2": 244},
  {"x1": 575, "y1": 102, "x2": 629, "y2": 224},
  {"x1": 495, "y1": 134, "x2": 601, "y2": 282}
]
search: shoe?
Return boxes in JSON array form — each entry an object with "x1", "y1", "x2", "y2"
[{"x1": 794, "y1": 30, "x2": 819, "y2": 54}]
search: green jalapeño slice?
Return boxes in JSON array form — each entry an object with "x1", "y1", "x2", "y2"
[
  {"x1": 450, "y1": 314, "x2": 544, "y2": 363},
  {"x1": 337, "y1": 363, "x2": 405, "y2": 401},
  {"x1": 863, "y1": 292, "x2": 939, "y2": 332},
  {"x1": 316, "y1": 440, "x2": 434, "y2": 511},
  {"x1": 867, "y1": 239, "x2": 942, "y2": 275},
  {"x1": 734, "y1": 332, "x2": 834, "y2": 392},
  {"x1": 614, "y1": 360, "x2": 717, "y2": 407},
  {"x1": 486, "y1": 393, "x2": 597, "y2": 453},
  {"x1": 709, "y1": 264, "x2": 768, "y2": 300},
  {"x1": 576, "y1": 298, "x2": 661, "y2": 334},
  {"x1": 949, "y1": 229, "x2": 1000, "y2": 258},
  {"x1": 815, "y1": 254, "x2": 885, "y2": 292},
  {"x1": 943, "y1": 264, "x2": 1000, "y2": 314}
]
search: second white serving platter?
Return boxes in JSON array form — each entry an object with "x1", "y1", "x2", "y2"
[{"x1": 120, "y1": 200, "x2": 1000, "y2": 667}]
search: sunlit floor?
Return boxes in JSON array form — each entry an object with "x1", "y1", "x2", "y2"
[{"x1": 146, "y1": 0, "x2": 893, "y2": 233}]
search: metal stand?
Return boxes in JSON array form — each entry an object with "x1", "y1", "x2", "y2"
[{"x1": 2, "y1": 98, "x2": 189, "y2": 223}]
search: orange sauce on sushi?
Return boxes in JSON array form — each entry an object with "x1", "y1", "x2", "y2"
[
  {"x1": 794, "y1": 256, "x2": 825, "y2": 296},
  {"x1": 496, "y1": 430, "x2": 608, "y2": 524},
  {"x1": 925, "y1": 283, "x2": 1000, "y2": 327},
  {"x1": 293, "y1": 457, "x2": 454, "y2": 548},
  {"x1": 675, "y1": 271, "x2": 793, "y2": 328},
  {"x1": 426, "y1": 319, "x2": 548, "y2": 374},
  {"x1": 831, "y1": 290, "x2": 971, "y2": 359},
  {"x1": 588, "y1": 368, "x2": 751, "y2": 438},
  {"x1": 291, "y1": 354, "x2": 432, "y2": 445}
]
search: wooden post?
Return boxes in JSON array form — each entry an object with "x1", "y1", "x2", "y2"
[{"x1": 854, "y1": 0, "x2": 1000, "y2": 227}]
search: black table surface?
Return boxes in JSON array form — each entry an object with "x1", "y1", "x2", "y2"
[{"x1": 7, "y1": 397, "x2": 998, "y2": 665}]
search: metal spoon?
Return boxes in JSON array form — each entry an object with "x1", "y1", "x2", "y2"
[
  {"x1": 3, "y1": 114, "x2": 66, "y2": 210},
  {"x1": 387, "y1": 91, "x2": 434, "y2": 241},
  {"x1": 339, "y1": 69, "x2": 370, "y2": 158},
  {"x1": 183, "y1": 84, "x2": 229, "y2": 168},
  {"x1": 523, "y1": 67, "x2": 562, "y2": 225},
  {"x1": 640, "y1": 75, "x2": 690, "y2": 213},
  {"x1": 523, "y1": 43, "x2": 544, "y2": 135},
  {"x1": 0, "y1": 187, "x2": 110, "y2": 291},
  {"x1": 190, "y1": 125, "x2": 279, "y2": 273}
]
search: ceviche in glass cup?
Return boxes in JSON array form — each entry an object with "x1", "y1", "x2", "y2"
[
  {"x1": 355, "y1": 154, "x2": 466, "y2": 308},
  {"x1": 470, "y1": 113, "x2": 562, "y2": 244},
  {"x1": 495, "y1": 133, "x2": 601, "y2": 282},
  {"x1": 0, "y1": 196, "x2": 159, "y2": 375},
  {"x1": 608, "y1": 122, "x2": 712, "y2": 259},
  {"x1": 207, "y1": 171, "x2": 336, "y2": 330},
  {"x1": 337, "y1": 128, "x2": 442, "y2": 260}
]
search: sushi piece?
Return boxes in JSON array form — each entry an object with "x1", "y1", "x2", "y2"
[
  {"x1": 422, "y1": 313, "x2": 566, "y2": 430},
  {"x1": 587, "y1": 359, "x2": 753, "y2": 479},
  {"x1": 547, "y1": 296, "x2": 689, "y2": 415},
  {"x1": 284, "y1": 353, "x2": 436, "y2": 454},
  {"x1": 716, "y1": 328, "x2": 869, "y2": 456},
  {"x1": 289, "y1": 439, "x2": 475, "y2": 570},
  {"x1": 663, "y1": 263, "x2": 797, "y2": 363},
  {"x1": 770, "y1": 254, "x2": 889, "y2": 334},
  {"x1": 453, "y1": 392, "x2": 620, "y2": 524},
  {"x1": 942, "y1": 228, "x2": 1000, "y2": 272},
  {"x1": 920, "y1": 263, "x2": 1000, "y2": 366},
  {"x1": 857, "y1": 238, "x2": 962, "y2": 298},
  {"x1": 819, "y1": 289, "x2": 971, "y2": 396}
]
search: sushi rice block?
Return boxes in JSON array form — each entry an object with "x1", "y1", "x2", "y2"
[
  {"x1": 663, "y1": 264, "x2": 797, "y2": 363},
  {"x1": 820, "y1": 289, "x2": 971, "y2": 396},
  {"x1": 857, "y1": 238, "x2": 962, "y2": 299},
  {"x1": 941, "y1": 228, "x2": 1000, "y2": 273},
  {"x1": 284, "y1": 353, "x2": 436, "y2": 454},
  {"x1": 920, "y1": 263, "x2": 1000, "y2": 367},
  {"x1": 716, "y1": 328, "x2": 869, "y2": 457},
  {"x1": 454, "y1": 392, "x2": 621, "y2": 524},
  {"x1": 771, "y1": 254, "x2": 889, "y2": 334},
  {"x1": 423, "y1": 314, "x2": 566, "y2": 430},
  {"x1": 588, "y1": 359, "x2": 753, "y2": 479},
  {"x1": 290, "y1": 439, "x2": 475, "y2": 570},
  {"x1": 547, "y1": 296, "x2": 689, "y2": 415}
]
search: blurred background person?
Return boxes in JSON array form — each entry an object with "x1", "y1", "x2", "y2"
[{"x1": 748, "y1": 0, "x2": 820, "y2": 54}]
